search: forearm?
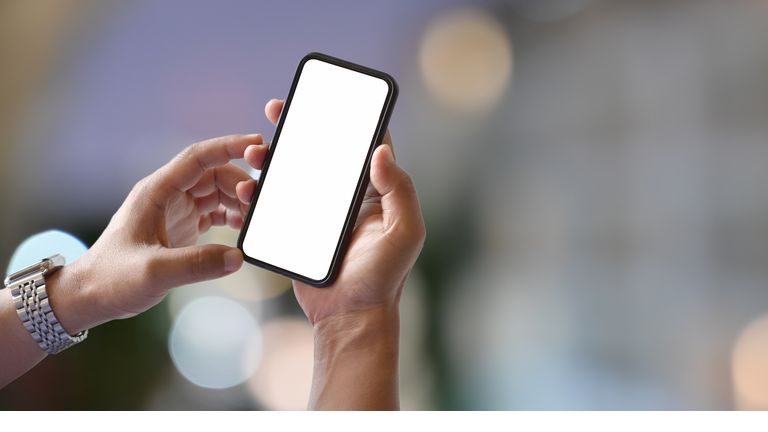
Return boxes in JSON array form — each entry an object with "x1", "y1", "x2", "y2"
[
  {"x1": 0, "y1": 286, "x2": 47, "y2": 388},
  {"x1": 0, "y1": 263, "x2": 99, "y2": 388},
  {"x1": 309, "y1": 306, "x2": 401, "y2": 410}
]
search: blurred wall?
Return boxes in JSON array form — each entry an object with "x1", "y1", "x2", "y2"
[{"x1": 0, "y1": 0, "x2": 101, "y2": 271}]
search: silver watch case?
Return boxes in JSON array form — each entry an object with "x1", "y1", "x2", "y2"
[{"x1": 4, "y1": 254, "x2": 65, "y2": 288}]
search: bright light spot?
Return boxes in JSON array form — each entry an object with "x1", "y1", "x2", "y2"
[
  {"x1": 7, "y1": 230, "x2": 88, "y2": 276},
  {"x1": 508, "y1": 0, "x2": 592, "y2": 23},
  {"x1": 248, "y1": 318, "x2": 314, "y2": 410},
  {"x1": 420, "y1": 8, "x2": 513, "y2": 114},
  {"x1": 166, "y1": 278, "x2": 264, "y2": 323},
  {"x1": 733, "y1": 313, "x2": 768, "y2": 410},
  {"x1": 169, "y1": 296, "x2": 262, "y2": 389}
]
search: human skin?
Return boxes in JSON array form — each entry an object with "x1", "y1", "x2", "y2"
[
  {"x1": 0, "y1": 133, "x2": 265, "y2": 388},
  {"x1": 0, "y1": 100, "x2": 426, "y2": 411},
  {"x1": 237, "y1": 100, "x2": 426, "y2": 410}
]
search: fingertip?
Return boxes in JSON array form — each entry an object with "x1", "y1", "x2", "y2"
[
  {"x1": 373, "y1": 144, "x2": 395, "y2": 172},
  {"x1": 244, "y1": 142, "x2": 268, "y2": 170},
  {"x1": 236, "y1": 179, "x2": 257, "y2": 204},
  {"x1": 265, "y1": 99, "x2": 285, "y2": 126},
  {"x1": 246, "y1": 133, "x2": 263, "y2": 144},
  {"x1": 370, "y1": 145, "x2": 395, "y2": 195},
  {"x1": 232, "y1": 217, "x2": 244, "y2": 230},
  {"x1": 224, "y1": 248, "x2": 244, "y2": 273},
  {"x1": 381, "y1": 144, "x2": 395, "y2": 164}
]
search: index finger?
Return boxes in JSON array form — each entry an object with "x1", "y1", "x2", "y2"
[{"x1": 156, "y1": 134, "x2": 263, "y2": 197}]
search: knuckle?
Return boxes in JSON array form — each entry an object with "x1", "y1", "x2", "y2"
[
  {"x1": 177, "y1": 143, "x2": 197, "y2": 161},
  {"x1": 389, "y1": 219, "x2": 423, "y2": 246},
  {"x1": 133, "y1": 174, "x2": 153, "y2": 195},
  {"x1": 178, "y1": 141, "x2": 205, "y2": 165},
  {"x1": 187, "y1": 141, "x2": 204, "y2": 154},
  {"x1": 131, "y1": 175, "x2": 165, "y2": 209},
  {"x1": 416, "y1": 219, "x2": 427, "y2": 245}
]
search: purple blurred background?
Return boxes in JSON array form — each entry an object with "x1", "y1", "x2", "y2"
[{"x1": 2, "y1": 0, "x2": 768, "y2": 410}]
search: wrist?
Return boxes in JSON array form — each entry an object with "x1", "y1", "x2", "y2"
[
  {"x1": 314, "y1": 306, "x2": 400, "y2": 349},
  {"x1": 310, "y1": 306, "x2": 401, "y2": 410},
  {"x1": 44, "y1": 257, "x2": 105, "y2": 334}
]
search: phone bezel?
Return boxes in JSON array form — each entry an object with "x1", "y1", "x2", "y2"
[{"x1": 237, "y1": 52, "x2": 399, "y2": 287}]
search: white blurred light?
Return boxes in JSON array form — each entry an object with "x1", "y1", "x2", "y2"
[
  {"x1": 732, "y1": 313, "x2": 768, "y2": 410},
  {"x1": 169, "y1": 296, "x2": 262, "y2": 389},
  {"x1": 508, "y1": 0, "x2": 592, "y2": 23},
  {"x1": 7, "y1": 230, "x2": 88, "y2": 276},
  {"x1": 167, "y1": 278, "x2": 264, "y2": 322},
  {"x1": 420, "y1": 8, "x2": 513, "y2": 114},
  {"x1": 248, "y1": 318, "x2": 314, "y2": 410}
]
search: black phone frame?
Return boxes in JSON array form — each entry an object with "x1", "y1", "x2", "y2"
[{"x1": 237, "y1": 52, "x2": 399, "y2": 287}]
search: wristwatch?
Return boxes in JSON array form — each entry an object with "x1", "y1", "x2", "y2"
[{"x1": 3, "y1": 254, "x2": 88, "y2": 354}]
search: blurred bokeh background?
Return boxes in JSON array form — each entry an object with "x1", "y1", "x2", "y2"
[{"x1": 2, "y1": 0, "x2": 768, "y2": 410}]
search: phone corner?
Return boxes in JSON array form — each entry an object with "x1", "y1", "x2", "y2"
[
  {"x1": 302, "y1": 266, "x2": 340, "y2": 288},
  {"x1": 235, "y1": 230, "x2": 248, "y2": 257},
  {"x1": 383, "y1": 72, "x2": 399, "y2": 98}
]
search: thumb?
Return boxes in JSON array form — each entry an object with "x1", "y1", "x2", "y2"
[
  {"x1": 370, "y1": 144, "x2": 424, "y2": 236},
  {"x1": 151, "y1": 244, "x2": 243, "y2": 288}
]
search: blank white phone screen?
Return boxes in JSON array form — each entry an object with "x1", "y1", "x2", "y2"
[{"x1": 242, "y1": 59, "x2": 390, "y2": 281}]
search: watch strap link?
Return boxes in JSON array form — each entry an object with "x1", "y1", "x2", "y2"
[{"x1": 9, "y1": 272, "x2": 87, "y2": 354}]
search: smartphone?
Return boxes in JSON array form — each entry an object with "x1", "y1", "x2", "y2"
[{"x1": 237, "y1": 53, "x2": 399, "y2": 287}]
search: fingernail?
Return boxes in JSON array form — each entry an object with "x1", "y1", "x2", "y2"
[
  {"x1": 247, "y1": 133, "x2": 262, "y2": 139},
  {"x1": 224, "y1": 249, "x2": 242, "y2": 273},
  {"x1": 383, "y1": 145, "x2": 395, "y2": 164}
]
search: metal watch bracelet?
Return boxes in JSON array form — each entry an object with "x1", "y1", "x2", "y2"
[{"x1": 3, "y1": 255, "x2": 88, "y2": 354}]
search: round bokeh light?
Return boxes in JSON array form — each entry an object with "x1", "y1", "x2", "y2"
[
  {"x1": 420, "y1": 8, "x2": 513, "y2": 114},
  {"x1": 169, "y1": 296, "x2": 262, "y2": 389},
  {"x1": 733, "y1": 313, "x2": 768, "y2": 410},
  {"x1": 248, "y1": 318, "x2": 314, "y2": 410},
  {"x1": 7, "y1": 230, "x2": 88, "y2": 277}
]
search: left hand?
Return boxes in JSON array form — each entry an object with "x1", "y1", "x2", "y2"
[{"x1": 50, "y1": 134, "x2": 270, "y2": 332}]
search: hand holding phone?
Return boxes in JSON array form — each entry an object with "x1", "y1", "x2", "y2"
[
  {"x1": 235, "y1": 98, "x2": 424, "y2": 409},
  {"x1": 238, "y1": 53, "x2": 401, "y2": 287},
  {"x1": 237, "y1": 99, "x2": 424, "y2": 322}
]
